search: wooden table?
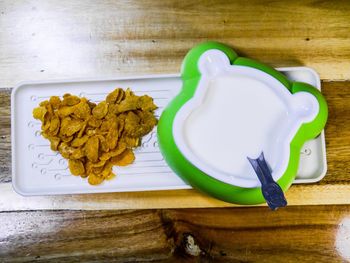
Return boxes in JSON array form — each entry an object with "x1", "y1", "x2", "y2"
[{"x1": 0, "y1": 0, "x2": 350, "y2": 261}]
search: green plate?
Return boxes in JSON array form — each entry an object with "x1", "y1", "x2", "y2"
[{"x1": 157, "y1": 41, "x2": 328, "y2": 205}]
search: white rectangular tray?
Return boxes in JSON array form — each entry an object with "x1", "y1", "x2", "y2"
[{"x1": 11, "y1": 67, "x2": 327, "y2": 195}]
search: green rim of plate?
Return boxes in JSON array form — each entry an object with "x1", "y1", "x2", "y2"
[{"x1": 157, "y1": 41, "x2": 328, "y2": 205}]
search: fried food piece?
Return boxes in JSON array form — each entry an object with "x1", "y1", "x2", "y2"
[
  {"x1": 139, "y1": 95, "x2": 158, "y2": 111},
  {"x1": 71, "y1": 148, "x2": 85, "y2": 159},
  {"x1": 124, "y1": 111, "x2": 140, "y2": 136},
  {"x1": 33, "y1": 106, "x2": 47, "y2": 122},
  {"x1": 58, "y1": 142, "x2": 75, "y2": 158},
  {"x1": 91, "y1": 159, "x2": 106, "y2": 168},
  {"x1": 58, "y1": 105, "x2": 76, "y2": 118},
  {"x1": 96, "y1": 135, "x2": 109, "y2": 153},
  {"x1": 62, "y1": 94, "x2": 81, "y2": 106},
  {"x1": 105, "y1": 172, "x2": 116, "y2": 180},
  {"x1": 42, "y1": 118, "x2": 51, "y2": 132},
  {"x1": 106, "y1": 88, "x2": 125, "y2": 104},
  {"x1": 88, "y1": 173, "x2": 104, "y2": 185},
  {"x1": 99, "y1": 142, "x2": 126, "y2": 160},
  {"x1": 88, "y1": 117, "x2": 102, "y2": 128},
  {"x1": 101, "y1": 161, "x2": 114, "y2": 178},
  {"x1": 136, "y1": 110, "x2": 158, "y2": 137},
  {"x1": 49, "y1": 96, "x2": 61, "y2": 109},
  {"x1": 105, "y1": 119, "x2": 119, "y2": 150},
  {"x1": 87, "y1": 101, "x2": 96, "y2": 109},
  {"x1": 49, "y1": 137, "x2": 60, "y2": 151},
  {"x1": 61, "y1": 135, "x2": 74, "y2": 143},
  {"x1": 74, "y1": 98, "x2": 91, "y2": 119},
  {"x1": 77, "y1": 120, "x2": 88, "y2": 138},
  {"x1": 85, "y1": 136, "x2": 99, "y2": 162},
  {"x1": 92, "y1": 101, "x2": 108, "y2": 119},
  {"x1": 84, "y1": 160, "x2": 93, "y2": 175},
  {"x1": 99, "y1": 119, "x2": 111, "y2": 132},
  {"x1": 62, "y1": 119, "x2": 84, "y2": 137},
  {"x1": 69, "y1": 159, "x2": 85, "y2": 175},
  {"x1": 110, "y1": 149, "x2": 135, "y2": 166},
  {"x1": 120, "y1": 136, "x2": 139, "y2": 148},
  {"x1": 71, "y1": 135, "x2": 89, "y2": 147},
  {"x1": 49, "y1": 116, "x2": 60, "y2": 135},
  {"x1": 116, "y1": 96, "x2": 139, "y2": 113}
]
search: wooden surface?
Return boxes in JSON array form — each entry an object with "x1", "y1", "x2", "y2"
[
  {"x1": 1, "y1": 206, "x2": 350, "y2": 262},
  {"x1": 1, "y1": 0, "x2": 350, "y2": 261},
  {"x1": 0, "y1": 0, "x2": 350, "y2": 87}
]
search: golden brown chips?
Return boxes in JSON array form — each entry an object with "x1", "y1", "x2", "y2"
[
  {"x1": 32, "y1": 88, "x2": 158, "y2": 185},
  {"x1": 49, "y1": 116, "x2": 60, "y2": 135},
  {"x1": 88, "y1": 173, "x2": 104, "y2": 185},
  {"x1": 32, "y1": 107, "x2": 47, "y2": 122},
  {"x1": 92, "y1": 101, "x2": 108, "y2": 119},
  {"x1": 49, "y1": 137, "x2": 60, "y2": 151},
  {"x1": 49, "y1": 96, "x2": 61, "y2": 109},
  {"x1": 62, "y1": 94, "x2": 81, "y2": 106},
  {"x1": 74, "y1": 98, "x2": 91, "y2": 119},
  {"x1": 110, "y1": 149, "x2": 135, "y2": 166},
  {"x1": 106, "y1": 88, "x2": 125, "y2": 104},
  {"x1": 85, "y1": 136, "x2": 99, "y2": 162},
  {"x1": 69, "y1": 159, "x2": 85, "y2": 175},
  {"x1": 71, "y1": 135, "x2": 89, "y2": 147},
  {"x1": 63, "y1": 119, "x2": 84, "y2": 137}
]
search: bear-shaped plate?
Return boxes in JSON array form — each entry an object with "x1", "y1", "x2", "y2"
[
  {"x1": 173, "y1": 50, "x2": 319, "y2": 188},
  {"x1": 157, "y1": 42, "x2": 328, "y2": 204}
]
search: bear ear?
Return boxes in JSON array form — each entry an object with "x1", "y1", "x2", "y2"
[
  {"x1": 198, "y1": 50, "x2": 231, "y2": 77},
  {"x1": 290, "y1": 92, "x2": 319, "y2": 123},
  {"x1": 180, "y1": 42, "x2": 238, "y2": 80}
]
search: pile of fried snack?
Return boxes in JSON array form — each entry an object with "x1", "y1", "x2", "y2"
[{"x1": 33, "y1": 88, "x2": 157, "y2": 185}]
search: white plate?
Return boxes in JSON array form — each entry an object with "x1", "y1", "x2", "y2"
[
  {"x1": 11, "y1": 67, "x2": 327, "y2": 196},
  {"x1": 173, "y1": 51, "x2": 320, "y2": 188}
]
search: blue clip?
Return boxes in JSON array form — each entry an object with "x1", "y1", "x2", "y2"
[{"x1": 247, "y1": 152, "x2": 287, "y2": 210}]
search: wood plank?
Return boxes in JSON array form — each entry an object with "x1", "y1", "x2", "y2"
[
  {"x1": 321, "y1": 82, "x2": 350, "y2": 184},
  {"x1": 3, "y1": 182, "x2": 350, "y2": 211},
  {"x1": 0, "y1": 0, "x2": 350, "y2": 88},
  {"x1": 0, "y1": 210, "x2": 173, "y2": 262},
  {"x1": 0, "y1": 88, "x2": 11, "y2": 183},
  {"x1": 0, "y1": 205, "x2": 349, "y2": 261}
]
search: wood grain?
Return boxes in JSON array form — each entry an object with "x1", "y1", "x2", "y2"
[
  {"x1": 323, "y1": 82, "x2": 350, "y2": 185},
  {"x1": 1, "y1": 0, "x2": 350, "y2": 261},
  {"x1": 1, "y1": 205, "x2": 349, "y2": 261},
  {"x1": 0, "y1": 210, "x2": 173, "y2": 262},
  {"x1": 3, "y1": 183, "x2": 350, "y2": 211},
  {"x1": 0, "y1": 0, "x2": 349, "y2": 88},
  {"x1": 0, "y1": 89, "x2": 11, "y2": 183}
]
